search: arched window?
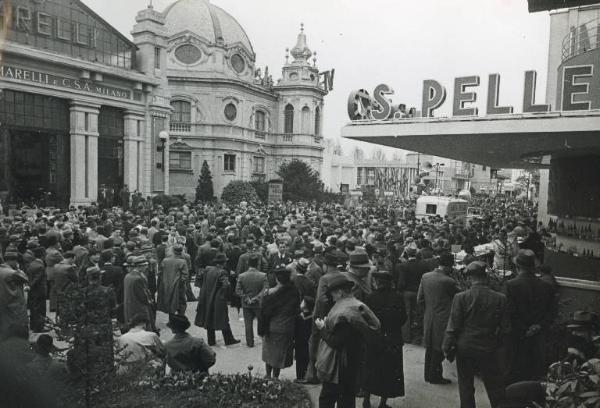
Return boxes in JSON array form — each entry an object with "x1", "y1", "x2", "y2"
[
  {"x1": 301, "y1": 106, "x2": 311, "y2": 134},
  {"x1": 255, "y1": 110, "x2": 266, "y2": 132},
  {"x1": 314, "y1": 106, "x2": 321, "y2": 136},
  {"x1": 170, "y1": 100, "x2": 192, "y2": 132},
  {"x1": 284, "y1": 104, "x2": 294, "y2": 134}
]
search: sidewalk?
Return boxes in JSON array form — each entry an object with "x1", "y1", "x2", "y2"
[{"x1": 157, "y1": 300, "x2": 493, "y2": 408}]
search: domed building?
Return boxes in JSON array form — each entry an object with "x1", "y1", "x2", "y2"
[{"x1": 135, "y1": 0, "x2": 330, "y2": 198}]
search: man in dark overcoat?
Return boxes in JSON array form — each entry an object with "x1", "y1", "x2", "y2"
[
  {"x1": 195, "y1": 253, "x2": 240, "y2": 346},
  {"x1": 505, "y1": 249, "x2": 557, "y2": 384},
  {"x1": 123, "y1": 256, "x2": 154, "y2": 330},
  {"x1": 26, "y1": 246, "x2": 47, "y2": 332},
  {"x1": 158, "y1": 245, "x2": 189, "y2": 316},
  {"x1": 443, "y1": 261, "x2": 511, "y2": 408},
  {"x1": 417, "y1": 252, "x2": 458, "y2": 384}
]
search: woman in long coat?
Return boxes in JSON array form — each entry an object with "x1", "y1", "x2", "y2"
[
  {"x1": 259, "y1": 267, "x2": 300, "y2": 379},
  {"x1": 363, "y1": 271, "x2": 407, "y2": 408}
]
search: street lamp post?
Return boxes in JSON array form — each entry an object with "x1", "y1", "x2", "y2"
[
  {"x1": 158, "y1": 130, "x2": 169, "y2": 194},
  {"x1": 432, "y1": 163, "x2": 445, "y2": 194}
]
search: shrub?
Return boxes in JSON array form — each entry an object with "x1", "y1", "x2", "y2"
[
  {"x1": 152, "y1": 194, "x2": 185, "y2": 210},
  {"x1": 196, "y1": 161, "x2": 215, "y2": 202},
  {"x1": 542, "y1": 359, "x2": 600, "y2": 408},
  {"x1": 221, "y1": 181, "x2": 259, "y2": 205},
  {"x1": 250, "y1": 180, "x2": 269, "y2": 203}
]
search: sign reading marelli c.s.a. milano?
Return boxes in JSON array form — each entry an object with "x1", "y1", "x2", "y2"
[{"x1": 0, "y1": 65, "x2": 132, "y2": 99}]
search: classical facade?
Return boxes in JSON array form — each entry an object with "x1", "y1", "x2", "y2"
[
  {"x1": 157, "y1": 0, "x2": 327, "y2": 198},
  {"x1": 0, "y1": 0, "x2": 328, "y2": 206},
  {"x1": 0, "y1": 0, "x2": 171, "y2": 207}
]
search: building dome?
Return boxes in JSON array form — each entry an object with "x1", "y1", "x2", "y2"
[{"x1": 163, "y1": 0, "x2": 255, "y2": 59}]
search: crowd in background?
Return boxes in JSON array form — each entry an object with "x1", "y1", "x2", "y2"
[{"x1": 0, "y1": 195, "x2": 597, "y2": 408}]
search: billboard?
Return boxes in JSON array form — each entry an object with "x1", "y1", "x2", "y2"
[{"x1": 268, "y1": 180, "x2": 283, "y2": 203}]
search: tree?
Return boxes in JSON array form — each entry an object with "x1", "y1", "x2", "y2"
[
  {"x1": 196, "y1": 161, "x2": 214, "y2": 202},
  {"x1": 221, "y1": 180, "x2": 259, "y2": 205},
  {"x1": 250, "y1": 180, "x2": 268, "y2": 203},
  {"x1": 277, "y1": 159, "x2": 324, "y2": 202}
]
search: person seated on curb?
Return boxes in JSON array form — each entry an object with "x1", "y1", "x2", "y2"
[
  {"x1": 164, "y1": 314, "x2": 216, "y2": 374},
  {"x1": 117, "y1": 314, "x2": 165, "y2": 374}
]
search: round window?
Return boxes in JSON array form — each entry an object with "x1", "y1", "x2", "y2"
[
  {"x1": 224, "y1": 103, "x2": 237, "y2": 121},
  {"x1": 231, "y1": 54, "x2": 245, "y2": 73},
  {"x1": 289, "y1": 72, "x2": 299, "y2": 81},
  {"x1": 175, "y1": 44, "x2": 202, "y2": 65}
]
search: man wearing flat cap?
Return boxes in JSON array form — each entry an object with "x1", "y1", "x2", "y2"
[
  {"x1": 505, "y1": 249, "x2": 557, "y2": 384},
  {"x1": 443, "y1": 261, "x2": 510, "y2": 408}
]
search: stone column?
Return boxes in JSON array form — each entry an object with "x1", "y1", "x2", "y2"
[
  {"x1": 123, "y1": 111, "x2": 146, "y2": 193},
  {"x1": 70, "y1": 102, "x2": 99, "y2": 207}
]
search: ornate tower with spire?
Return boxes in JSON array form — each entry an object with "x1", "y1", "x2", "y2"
[{"x1": 274, "y1": 24, "x2": 327, "y2": 142}]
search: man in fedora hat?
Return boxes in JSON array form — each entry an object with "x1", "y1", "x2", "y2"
[
  {"x1": 195, "y1": 253, "x2": 240, "y2": 346},
  {"x1": 315, "y1": 273, "x2": 380, "y2": 408},
  {"x1": 165, "y1": 314, "x2": 216, "y2": 374},
  {"x1": 564, "y1": 311, "x2": 598, "y2": 365},
  {"x1": 417, "y1": 252, "x2": 459, "y2": 385},
  {"x1": 443, "y1": 261, "x2": 510, "y2": 408},
  {"x1": 158, "y1": 245, "x2": 189, "y2": 316},
  {"x1": 344, "y1": 250, "x2": 373, "y2": 302},
  {"x1": 304, "y1": 246, "x2": 346, "y2": 384},
  {"x1": 505, "y1": 249, "x2": 557, "y2": 384},
  {"x1": 123, "y1": 256, "x2": 155, "y2": 332},
  {"x1": 395, "y1": 245, "x2": 430, "y2": 342}
]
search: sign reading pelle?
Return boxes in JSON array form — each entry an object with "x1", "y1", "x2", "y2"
[
  {"x1": 348, "y1": 67, "x2": 596, "y2": 121},
  {"x1": 0, "y1": 65, "x2": 132, "y2": 99}
]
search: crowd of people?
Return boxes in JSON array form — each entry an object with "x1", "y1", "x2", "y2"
[{"x1": 0, "y1": 195, "x2": 597, "y2": 408}]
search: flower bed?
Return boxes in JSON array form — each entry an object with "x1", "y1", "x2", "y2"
[{"x1": 94, "y1": 370, "x2": 312, "y2": 408}]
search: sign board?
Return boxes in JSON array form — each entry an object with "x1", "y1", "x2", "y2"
[
  {"x1": 268, "y1": 180, "x2": 283, "y2": 203},
  {"x1": 0, "y1": 65, "x2": 132, "y2": 99},
  {"x1": 348, "y1": 70, "x2": 564, "y2": 121}
]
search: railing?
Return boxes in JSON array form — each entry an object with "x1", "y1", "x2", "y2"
[
  {"x1": 170, "y1": 122, "x2": 192, "y2": 132},
  {"x1": 562, "y1": 18, "x2": 600, "y2": 62},
  {"x1": 167, "y1": 123, "x2": 323, "y2": 146}
]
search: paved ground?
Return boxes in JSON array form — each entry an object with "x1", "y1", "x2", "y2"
[{"x1": 156, "y1": 294, "x2": 493, "y2": 408}]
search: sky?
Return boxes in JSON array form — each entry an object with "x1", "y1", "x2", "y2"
[{"x1": 83, "y1": 0, "x2": 550, "y2": 159}]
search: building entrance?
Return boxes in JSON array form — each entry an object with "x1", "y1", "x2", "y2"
[
  {"x1": 98, "y1": 106, "x2": 125, "y2": 207},
  {"x1": 0, "y1": 91, "x2": 70, "y2": 207}
]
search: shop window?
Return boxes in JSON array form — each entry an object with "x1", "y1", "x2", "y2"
[
  {"x1": 253, "y1": 156, "x2": 265, "y2": 174},
  {"x1": 170, "y1": 101, "x2": 192, "y2": 132},
  {"x1": 224, "y1": 154, "x2": 236, "y2": 172},
  {"x1": 284, "y1": 104, "x2": 294, "y2": 134},
  {"x1": 0, "y1": 91, "x2": 69, "y2": 131},
  {"x1": 170, "y1": 151, "x2": 192, "y2": 170},
  {"x1": 426, "y1": 204, "x2": 437, "y2": 215}
]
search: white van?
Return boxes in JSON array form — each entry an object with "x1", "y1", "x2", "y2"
[{"x1": 415, "y1": 196, "x2": 468, "y2": 224}]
